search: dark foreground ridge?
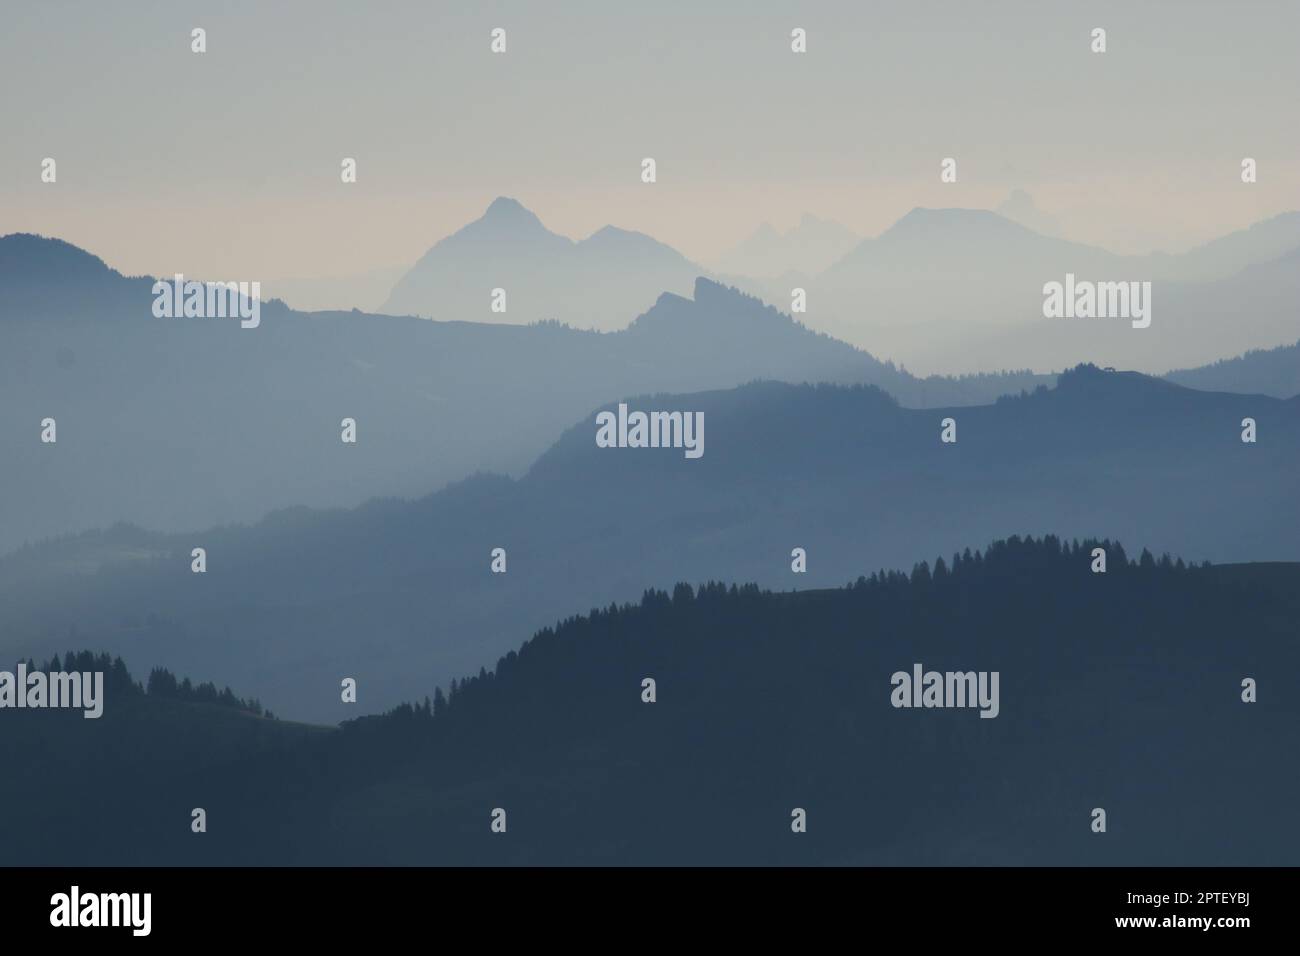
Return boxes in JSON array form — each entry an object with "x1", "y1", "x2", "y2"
[{"x1": 2, "y1": 535, "x2": 1295, "y2": 866}]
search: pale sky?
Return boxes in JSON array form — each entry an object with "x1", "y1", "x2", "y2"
[{"x1": 3, "y1": 0, "x2": 1298, "y2": 282}]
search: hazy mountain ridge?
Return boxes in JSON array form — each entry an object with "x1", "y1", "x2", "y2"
[
  {"x1": 0, "y1": 232, "x2": 164, "y2": 319},
  {"x1": 1166, "y1": 338, "x2": 1300, "y2": 397},
  {"x1": 377, "y1": 198, "x2": 1300, "y2": 376},
  {"x1": 0, "y1": 235, "x2": 1049, "y2": 552},
  {"x1": 2, "y1": 365, "x2": 1295, "y2": 722},
  {"x1": 380, "y1": 197, "x2": 703, "y2": 329},
  {"x1": 738, "y1": 207, "x2": 1300, "y2": 375},
  {"x1": 711, "y1": 213, "x2": 860, "y2": 277},
  {"x1": 11, "y1": 195, "x2": 1300, "y2": 379}
]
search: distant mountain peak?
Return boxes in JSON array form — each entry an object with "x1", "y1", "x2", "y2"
[
  {"x1": 479, "y1": 196, "x2": 545, "y2": 228},
  {"x1": 886, "y1": 206, "x2": 1023, "y2": 236},
  {"x1": 483, "y1": 195, "x2": 527, "y2": 217},
  {"x1": 584, "y1": 224, "x2": 658, "y2": 245},
  {"x1": 383, "y1": 199, "x2": 699, "y2": 325}
]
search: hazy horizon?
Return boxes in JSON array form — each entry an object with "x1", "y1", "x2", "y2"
[{"x1": 4, "y1": 0, "x2": 1299, "y2": 285}]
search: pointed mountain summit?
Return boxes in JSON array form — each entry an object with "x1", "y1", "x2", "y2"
[
  {"x1": 467, "y1": 195, "x2": 558, "y2": 241},
  {"x1": 481, "y1": 195, "x2": 540, "y2": 223},
  {"x1": 380, "y1": 197, "x2": 703, "y2": 328},
  {"x1": 421, "y1": 196, "x2": 571, "y2": 253}
]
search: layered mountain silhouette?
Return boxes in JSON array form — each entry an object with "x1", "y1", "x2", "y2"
[
  {"x1": 371, "y1": 198, "x2": 1299, "y2": 376},
  {"x1": 1173, "y1": 210, "x2": 1300, "y2": 279},
  {"x1": 380, "y1": 197, "x2": 703, "y2": 329},
  {"x1": 2, "y1": 365, "x2": 1294, "y2": 722},
  {"x1": 897, "y1": 242, "x2": 1300, "y2": 377},
  {"x1": 4, "y1": 537, "x2": 1296, "y2": 865},
  {"x1": 0, "y1": 234, "x2": 1050, "y2": 552},
  {"x1": 739, "y1": 207, "x2": 1300, "y2": 374},
  {"x1": 1166, "y1": 338, "x2": 1300, "y2": 397}
]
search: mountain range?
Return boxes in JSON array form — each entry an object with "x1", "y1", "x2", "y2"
[
  {"x1": 381, "y1": 196, "x2": 703, "y2": 329},
  {"x1": 739, "y1": 208, "x2": 1300, "y2": 375},
  {"x1": 1166, "y1": 338, "x2": 1300, "y2": 396},
  {"x1": 710, "y1": 213, "x2": 859, "y2": 278},
  {"x1": 374, "y1": 197, "x2": 1300, "y2": 377},
  {"x1": 5, "y1": 537, "x2": 1296, "y2": 865},
  {"x1": 7, "y1": 206, "x2": 1299, "y2": 554},
  {"x1": 2, "y1": 364, "x2": 1295, "y2": 722},
  {"x1": 0, "y1": 233, "x2": 1050, "y2": 553}
]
